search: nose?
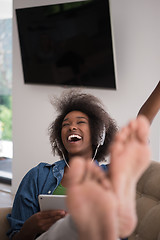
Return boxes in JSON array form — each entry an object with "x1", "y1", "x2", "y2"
[{"x1": 69, "y1": 124, "x2": 77, "y2": 131}]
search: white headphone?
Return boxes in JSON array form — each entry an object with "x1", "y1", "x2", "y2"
[
  {"x1": 98, "y1": 125, "x2": 106, "y2": 146},
  {"x1": 55, "y1": 139, "x2": 70, "y2": 168},
  {"x1": 56, "y1": 125, "x2": 106, "y2": 167},
  {"x1": 92, "y1": 125, "x2": 106, "y2": 161}
]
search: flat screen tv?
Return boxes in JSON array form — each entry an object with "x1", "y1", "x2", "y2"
[{"x1": 16, "y1": 0, "x2": 117, "y2": 89}]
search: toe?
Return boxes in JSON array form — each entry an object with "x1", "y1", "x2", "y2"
[{"x1": 67, "y1": 157, "x2": 86, "y2": 187}]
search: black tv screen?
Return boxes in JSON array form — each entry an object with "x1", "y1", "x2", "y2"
[{"x1": 16, "y1": 0, "x2": 116, "y2": 89}]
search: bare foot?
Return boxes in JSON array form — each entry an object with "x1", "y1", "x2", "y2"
[
  {"x1": 66, "y1": 158, "x2": 118, "y2": 240},
  {"x1": 109, "y1": 116, "x2": 151, "y2": 237}
]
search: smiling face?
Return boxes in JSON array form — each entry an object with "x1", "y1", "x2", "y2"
[{"x1": 61, "y1": 111, "x2": 93, "y2": 160}]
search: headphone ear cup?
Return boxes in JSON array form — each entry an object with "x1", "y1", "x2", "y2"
[
  {"x1": 93, "y1": 126, "x2": 106, "y2": 161},
  {"x1": 98, "y1": 126, "x2": 106, "y2": 146}
]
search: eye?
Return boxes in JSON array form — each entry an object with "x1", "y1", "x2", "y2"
[
  {"x1": 77, "y1": 121, "x2": 87, "y2": 124},
  {"x1": 62, "y1": 123, "x2": 69, "y2": 127}
]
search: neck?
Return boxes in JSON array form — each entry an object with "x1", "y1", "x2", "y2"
[{"x1": 68, "y1": 153, "x2": 93, "y2": 162}]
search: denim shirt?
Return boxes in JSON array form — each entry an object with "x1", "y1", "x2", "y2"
[{"x1": 7, "y1": 160, "x2": 108, "y2": 239}]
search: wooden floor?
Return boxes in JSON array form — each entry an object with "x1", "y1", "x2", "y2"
[{"x1": 0, "y1": 183, "x2": 14, "y2": 208}]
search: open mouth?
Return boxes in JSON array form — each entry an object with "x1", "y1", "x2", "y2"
[{"x1": 68, "y1": 134, "x2": 82, "y2": 142}]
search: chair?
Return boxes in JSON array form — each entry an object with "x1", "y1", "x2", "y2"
[
  {"x1": 0, "y1": 207, "x2": 12, "y2": 240},
  {"x1": 1, "y1": 161, "x2": 160, "y2": 240},
  {"x1": 129, "y1": 160, "x2": 160, "y2": 240}
]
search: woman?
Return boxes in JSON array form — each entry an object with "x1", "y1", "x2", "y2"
[
  {"x1": 7, "y1": 90, "x2": 117, "y2": 240},
  {"x1": 7, "y1": 83, "x2": 159, "y2": 240}
]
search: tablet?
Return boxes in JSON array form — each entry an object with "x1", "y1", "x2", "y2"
[{"x1": 38, "y1": 194, "x2": 67, "y2": 212}]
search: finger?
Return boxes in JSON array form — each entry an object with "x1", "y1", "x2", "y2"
[
  {"x1": 41, "y1": 215, "x2": 64, "y2": 226},
  {"x1": 48, "y1": 210, "x2": 66, "y2": 217},
  {"x1": 39, "y1": 210, "x2": 66, "y2": 218},
  {"x1": 37, "y1": 215, "x2": 65, "y2": 232}
]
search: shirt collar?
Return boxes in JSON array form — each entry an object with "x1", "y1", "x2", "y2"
[
  {"x1": 44, "y1": 159, "x2": 66, "y2": 168},
  {"x1": 44, "y1": 159, "x2": 99, "y2": 168}
]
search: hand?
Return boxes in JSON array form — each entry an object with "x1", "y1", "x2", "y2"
[
  {"x1": 13, "y1": 210, "x2": 67, "y2": 240},
  {"x1": 26, "y1": 210, "x2": 67, "y2": 234}
]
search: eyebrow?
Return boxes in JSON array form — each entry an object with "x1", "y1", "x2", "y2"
[{"x1": 63, "y1": 116, "x2": 88, "y2": 122}]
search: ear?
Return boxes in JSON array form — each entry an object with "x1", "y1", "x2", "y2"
[{"x1": 55, "y1": 139, "x2": 60, "y2": 150}]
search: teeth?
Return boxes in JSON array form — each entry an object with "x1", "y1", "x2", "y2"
[{"x1": 68, "y1": 135, "x2": 82, "y2": 141}]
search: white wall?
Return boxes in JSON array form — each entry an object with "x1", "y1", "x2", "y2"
[{"x1": 12, "y1": 0, "x2": 160, "y2": 194}]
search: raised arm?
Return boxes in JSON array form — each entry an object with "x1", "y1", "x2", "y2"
[{"x1": 137, "y1": 81, "x2": 160, "y2": 124}]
